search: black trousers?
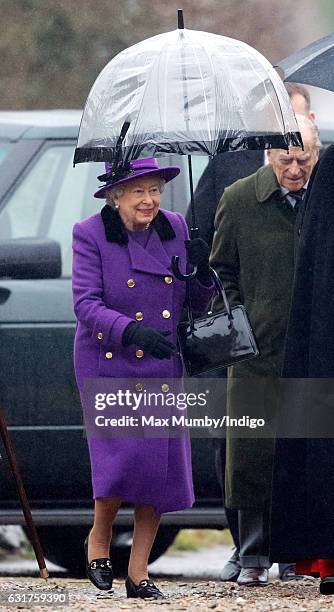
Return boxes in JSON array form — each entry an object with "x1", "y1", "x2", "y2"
[
  {"x1": 213, "y1": 439, "x2": 293, "y2": 573},
  {"x1": 238, "y1": 508, "x2": 271, "y2": 568},
  {"x1": 213, "y1": 438, "x2": 240, "y2": 547}
]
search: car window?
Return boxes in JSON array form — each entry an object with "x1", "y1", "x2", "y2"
[
  {"x1": 0, "y1": 145, "x2": 105, "y2": 276},
  {"x1": 183, "y1": 156, "x2": 209, "y2": 201},
  {"x1": 0, "y1": 149, "x2": 7, "y2": 164},
  {"x1": 0, "y1": 142, "x2": 13, "y2": 165},
  {"x1": 0, "y1": 144, "x2": 209, "y2": 277}
]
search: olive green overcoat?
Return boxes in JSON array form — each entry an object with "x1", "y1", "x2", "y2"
[{"x1": 210, "y1": 164, "x2": 297, "y2": 509}]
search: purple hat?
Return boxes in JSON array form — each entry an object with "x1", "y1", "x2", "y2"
[{"x1": 94, "y1": 157, "x2": 180, "y2": 199}]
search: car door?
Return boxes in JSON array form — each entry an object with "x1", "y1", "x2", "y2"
[{"x1": 0, "y1": 141, "x2": 105, "y2": 506}]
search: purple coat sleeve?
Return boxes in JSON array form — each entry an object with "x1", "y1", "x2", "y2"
[
  {"x1": 175, "y1": 212, "x2": 215, "y2": 313},
  {"x1": 72, "y1": 222, "x2": 134, "y2": 348}
]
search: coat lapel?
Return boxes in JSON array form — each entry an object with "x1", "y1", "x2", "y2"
[
  {"x1": 255, "y1": 165, "x2": 296, "y2": 224},
  {"x1": 255, "y1": 165, "x2": 280, "y2": 203},
  {"x1": 128, "y1": 228, "x2": 174, "y2": 276}
]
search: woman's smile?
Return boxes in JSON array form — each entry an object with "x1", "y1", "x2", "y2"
[{"x1": 137, "y1": 207, "x2": 155, "y2": 215}]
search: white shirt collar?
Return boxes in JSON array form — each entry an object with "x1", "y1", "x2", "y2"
[{"x1": 281, "y1": 181, "x2": 309, "y2": 196}]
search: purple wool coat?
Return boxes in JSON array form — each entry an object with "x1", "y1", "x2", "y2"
[{"x1": 72, "y1": 206, "x2": 214, "y2": 513}]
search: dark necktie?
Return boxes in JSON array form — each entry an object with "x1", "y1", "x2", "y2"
[{"x1": 286, "y1": 188, "x2": 306, "y2": 212}]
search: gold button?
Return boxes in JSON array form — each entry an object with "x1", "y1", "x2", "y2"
[
  {"x1": 164, "y1": 276, "x2": 173, "y2": 284},
  {"x1": 162, "y1": 309, "x2": 171, "y2": 319},
  {"x1": 105, "y1": 352, "x2": 113, "y2": 359},
  {"x1": 136, "y1": 349, "x2": 144, "y2": 358},
  {"x1": 127, "y1": 279, "x2": 135, "y2": 288},
  {"x1": 135, "y1": 311, "x2": 144, "y2": 321},
  {"x1": 161, "y1": 383, "x2": 169, "y2": 392},
  {"x1": 97, "y1": 332, "x2": 103, "y2": 340},
  {"x1": 135, "y1": 383, "x2": 143, "y2": 392}
]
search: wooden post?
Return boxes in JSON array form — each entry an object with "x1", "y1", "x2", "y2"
[{"x1": 0, "y1": 407, "x2": 48, "y2": 580}]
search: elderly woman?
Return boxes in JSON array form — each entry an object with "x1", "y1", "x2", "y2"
[{"x1": 72, "y1": 157, "x2": 213, "y2": 599}]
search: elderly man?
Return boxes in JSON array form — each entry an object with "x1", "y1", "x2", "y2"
[
  {"x1": 210, "y1": 115, "x2": 320, "y2": 586},
  {"x1": 187, "y1": 84, "x2": 317, "y2": 583},
  {"x1": 187, "y1": 83, "x2": 315, "y2": 581},
  {"x1": 186, "y1": 83, "x2": 315, "y2": 248}
]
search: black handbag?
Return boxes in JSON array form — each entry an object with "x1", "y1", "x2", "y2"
[{"x1": 177, "y1": 267, "x2": 259, "y2": 376}]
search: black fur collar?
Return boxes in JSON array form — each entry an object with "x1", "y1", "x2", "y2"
[{"x1": 101, "y1": 205, "x2": 176, "y2": 244}]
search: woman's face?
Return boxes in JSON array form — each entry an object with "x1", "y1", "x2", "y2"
[{"x1": 114, "y1": 175, "x2": 162, "y2": 231}]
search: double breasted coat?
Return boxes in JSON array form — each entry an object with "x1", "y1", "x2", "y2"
[
  {"x1": 210, "y1": 164, "x2": 298, "y2": 509},
  {"x1": 270, "y1": 145, "x2": 334, "y2": 561},
  {"x1": 72, "y1": 205, "x2": 213, "y2": 514}
]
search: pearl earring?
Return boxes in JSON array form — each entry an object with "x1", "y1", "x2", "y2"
[{"x1": 114, "y1": 203, "x2": 119, "y2": 210}]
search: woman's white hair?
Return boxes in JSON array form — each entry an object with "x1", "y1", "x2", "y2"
[
  {"x1": 106, "y1": 177, "x2": 166, "y2": 207},
  {"x1": 106, "y1": 185, "x2": 126, "y2": 206}
]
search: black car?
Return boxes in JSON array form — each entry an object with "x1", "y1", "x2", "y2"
[{"x1": 0, "y1": 111, "x2": 223, "y2": 575}]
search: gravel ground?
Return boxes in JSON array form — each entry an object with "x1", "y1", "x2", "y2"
[{"x1": 0, "y1": 576, "x2": 334, "y2": 612}]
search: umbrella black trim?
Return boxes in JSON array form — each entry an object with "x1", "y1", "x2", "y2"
[{"x1": 73, "y1": 132, "x2": 302, "y2": 165}]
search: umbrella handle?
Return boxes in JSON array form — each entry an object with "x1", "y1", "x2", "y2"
[{"x1": 171, "y1": 255, "x2": 197, "y2": 280}]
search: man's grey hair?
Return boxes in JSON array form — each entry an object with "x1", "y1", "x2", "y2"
[
  {"x1": 106, "y1": 177, "x2": 166, "y2": 207},
  {"x1": 285, "y1": 82, "x2": 311, "y2": 113},
  {"x1": 295, "y1": 113, "x2": 321, "y2": 149}
]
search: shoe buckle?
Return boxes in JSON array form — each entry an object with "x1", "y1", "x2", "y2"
[{"x1": 90, "y1": 561, "x2": 97, "y2": 569}]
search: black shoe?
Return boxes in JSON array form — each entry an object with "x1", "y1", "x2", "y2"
[
  {"x1": 125, "y1": 576, "x2": 164, "y2": 599},
  {"x1": 320, "y1": 576, "x2": 334, "y2": 595},
  {"x1": 84, "y1": 535, "x2": 113, "y2": 591},
  {"x1": 220, "y1": 548, "x2": 241, "y2": 582},
  {"x1": 280, "y1": 563, "x2": 315, "y2": 581}
]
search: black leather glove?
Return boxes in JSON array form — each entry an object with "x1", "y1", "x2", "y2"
[
  {"x1": 122, "y1": 322, "x2": 177, "y2": 359},
  {"x1": 185, "y1": 237, "x2": 211, "y2": 283}
]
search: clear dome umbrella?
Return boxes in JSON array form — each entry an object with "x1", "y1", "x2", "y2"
[{"x1": 74, "y1": 10, "x2": 301, "y2": 278}]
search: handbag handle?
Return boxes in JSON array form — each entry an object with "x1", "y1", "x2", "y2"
[
  {"x1": 186, "y1": 266, "x2": 233, "y2": 331},
  {"x1": 208, "y1": 267, "x2": 233, "y2": 319}
]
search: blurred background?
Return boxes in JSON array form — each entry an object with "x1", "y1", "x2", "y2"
[{"x1": 1, "y1": 0, "x2": 334, "y2": 110}]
